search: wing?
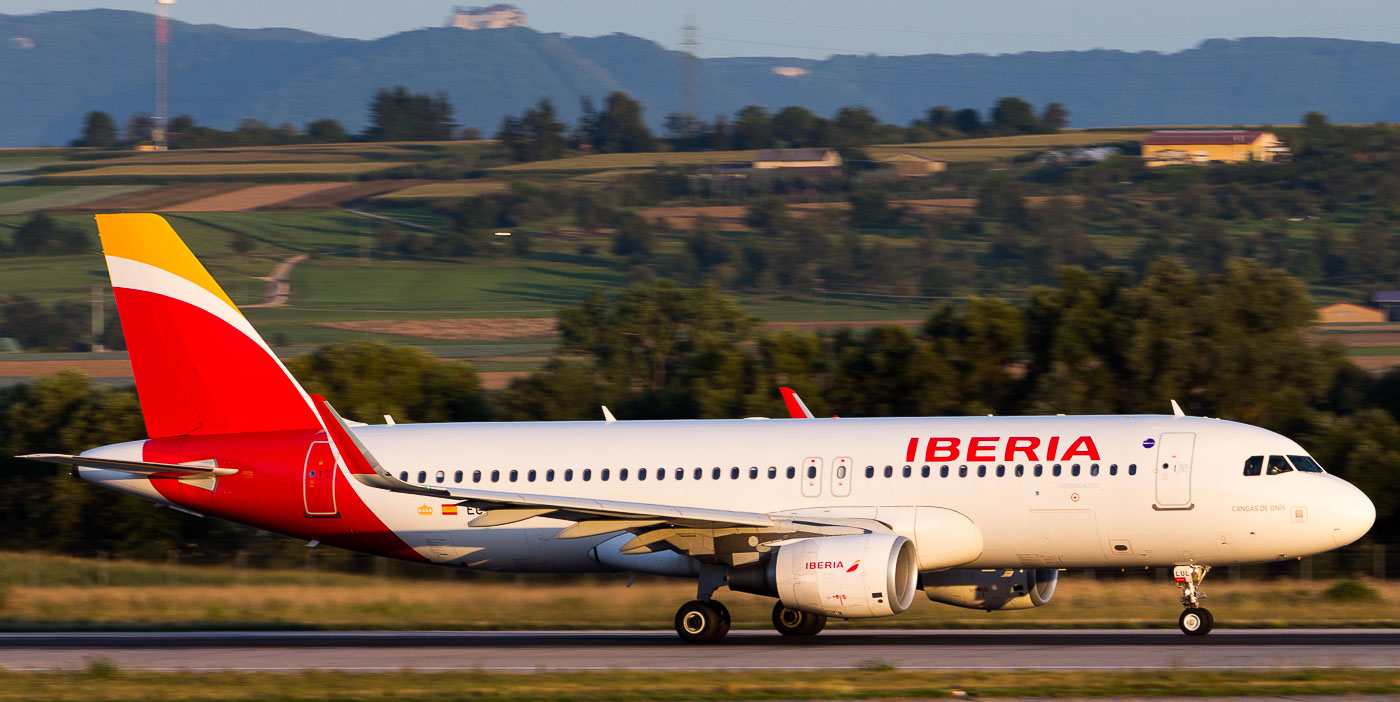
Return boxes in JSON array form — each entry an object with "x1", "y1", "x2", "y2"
[{"x1": 312, "y1": 396, "x2": 880, "y2": 561}]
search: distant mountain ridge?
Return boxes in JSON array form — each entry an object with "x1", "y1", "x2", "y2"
[{"x1": 3, "y1": 9, "x2": 1400, "y2": 147}]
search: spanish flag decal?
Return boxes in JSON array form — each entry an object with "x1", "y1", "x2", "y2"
[{"x1": 442, "y1": 504, "x2": 459, "y2": 516}]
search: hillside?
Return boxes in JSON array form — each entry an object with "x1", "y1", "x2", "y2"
[{"x1": 5, "y1": 10, "x2": 1400, "y2": 147}]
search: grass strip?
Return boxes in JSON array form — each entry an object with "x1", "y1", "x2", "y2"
[{"x1": 0, "y1": 667, "x2": 1395, "y2": 701}]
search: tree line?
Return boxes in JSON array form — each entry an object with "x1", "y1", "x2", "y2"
[{"x1": 2, "y1": 264, "x2": 1398, "y2": 560}]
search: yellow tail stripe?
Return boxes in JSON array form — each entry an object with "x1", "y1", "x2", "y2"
[{"x1": 95, "y1": 213, "x2": 240, "y2": 315}]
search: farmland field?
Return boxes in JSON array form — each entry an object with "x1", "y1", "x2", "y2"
[
  {"x1": 373, "y1": 180, "x2": 511, "y2": 199},
  {"x1": 35, "y1": 162, "x2": 410, "y2": 179},
  {"x1": 162, "y1": 183, "x2": 350, "y2": 211},
  {"x1": 494, "y1": 150, "x2": 759, "y2": 172},
  {"x1": 0, "y1": 184, "x2": 155, "y2": 215},
  {"x1": 52, "y1": 182, "x2": 252, "y2": 212}
]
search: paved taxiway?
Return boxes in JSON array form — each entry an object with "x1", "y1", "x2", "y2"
[{"x1": 0, "y1": 629, "x2": 1396, "y2": 671}]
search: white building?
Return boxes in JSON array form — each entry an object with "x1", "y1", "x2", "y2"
[{"x1": 449, "y1": 5, "x2": 526, "y2": 30}]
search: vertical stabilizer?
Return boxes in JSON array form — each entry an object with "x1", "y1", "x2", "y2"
[{"x1": 96, "y1": 213, "x2": 320, "y2": 437}]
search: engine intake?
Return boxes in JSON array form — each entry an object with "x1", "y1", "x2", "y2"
[
  {"x1": 730, "y1": 533, "x2": 918, "y2": 618},
  {"x1": 922, "y1": 568, "x2": 1058, "y2": 611}
]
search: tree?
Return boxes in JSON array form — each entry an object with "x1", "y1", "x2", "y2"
[
  {"x1": 953, "y1": 108, "x2": 983, "y2": 135},
  {"x1": 976, "y1": 174, "x2": 1027, "y2": 224},
  {"x1": 1040, "y1": 102, "x2": 1069, "y2": 131},
  {"x1": 990, "y1": 97, "x2": 1036, "y2": 134},
  {"x1": 732, "y1": 106, "x2": 773, "y2": 150},
  {"x1": 744, "y1": 196, "x2": 789, "y2": 235},
  {"x1": 771, "y1": 106, "x2": 825, "y2": 147},
  {"x1": 77, "y1": 111, "x2": 117, "y2": 148},
  {"x1": 848, "y1": 191, "x2": 898, "y2": 228},
  {"x1": 924, "y1": 106, "x2": 954, "y2": 130},
  {"x1": 595, "y1": 92, "x2": 653, "y2": 153},
  {"x1": 12, "y1": 213, "x2": 87, "y2": 254},
  {"x1": 365, "y1": 86, "x2": 456, "y2": 141},
  {"x1": 519, "y1": 98, "x2": 567, "y2": 161},
  {"x1": 305, "y1": 118, "x2": 348, "y2": 143},
  {"x1": 286, "y1": 343, "x2": 489, "y2": 423},
  {"x1": 832, "y1": 106, "x2": 881, "y2": 147},
  {"x1": 124, "y1": 112, "x2": 155, "y2": 142}
]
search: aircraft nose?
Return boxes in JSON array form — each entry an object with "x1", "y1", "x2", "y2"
[{"x1": 1331, "y1": 480, "x2": 1376, "y2": 548}]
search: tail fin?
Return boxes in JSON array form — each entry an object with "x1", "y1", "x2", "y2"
[{"x1": 97, "y1": 213, "x2": 320, "y2": 437}]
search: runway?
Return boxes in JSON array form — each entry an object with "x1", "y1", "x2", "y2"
[{"x1": 0, "y1": 629, "x2": 1397, "y2": 671}]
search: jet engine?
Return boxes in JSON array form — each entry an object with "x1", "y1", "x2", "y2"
[
  {"x1": 729, "y1": 533, "x2": 918, "y2": 618},
  {"x1": 922, "y1": 568, "x2": 1058, "y2": 611}
]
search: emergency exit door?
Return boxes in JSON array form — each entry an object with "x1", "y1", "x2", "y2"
[
  {"x1": 303, "y1": 441, "x2": 339, "y2": 517},
  {"x1": 1154, "y1": 432, "x2": 1195, "y2": 509}
]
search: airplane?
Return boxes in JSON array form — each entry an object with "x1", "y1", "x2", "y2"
[{"x1": 21, "y1": 213, "x2": 1376, "y2": 642}]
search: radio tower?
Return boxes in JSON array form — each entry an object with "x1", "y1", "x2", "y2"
[
  {"x1": 681, "y1": 15, "x2": 699, "y2": 133},
  {"x1": 154, "y1": 0, "x2": 175, "y2": 150}
]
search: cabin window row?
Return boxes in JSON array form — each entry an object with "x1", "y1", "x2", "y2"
[
  {"x1": 1242, "y1": 454, "x2": 1324, "y2": 476},
  {"x1": 863, "y1": 463, "x2": 1136, "y2": 479},
  {"x1": 401, "y1": 465, "x2": 808, "y2": 485}
]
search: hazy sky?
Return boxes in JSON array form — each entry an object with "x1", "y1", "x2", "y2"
[{"x1": 6, "y1": 0, "x2": 1400, "y2": 58}]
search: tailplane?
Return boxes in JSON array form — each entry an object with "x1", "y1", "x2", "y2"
[{"x1": 96, "y1": 213, "x2": 320, "y2": 437}]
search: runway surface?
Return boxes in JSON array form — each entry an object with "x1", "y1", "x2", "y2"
[{"x1": 0, "y1": 629, "x2": 1397, "y2": 671}]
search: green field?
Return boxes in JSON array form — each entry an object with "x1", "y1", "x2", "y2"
[
  {"x1": 0, "y1": 185, "x2": 155, "y2": 215},
  {"x1": 494, "y1": 150, "x2": 759, "y2": 172}
]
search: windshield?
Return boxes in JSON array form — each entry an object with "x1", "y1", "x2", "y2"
[
  {"x1": 1288, "y1": 455, "x2": 1325, "y2": 473},
  {"x1": 1266, "y1": 455, "x2": 1293, "y2": 475}
]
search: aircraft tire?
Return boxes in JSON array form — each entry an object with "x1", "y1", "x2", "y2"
[
  {"x1": 772, "y1": 602, "x2": 828, "y2": 637},
  {"x1": 710, "y1": 599, "x2": 732, "y2": 637},
  {"x1": 1179, "y1": 607, "x2": 1213, "y2": 636},
  {"x1": 675, "y1": 600, "x2": 727, "y2": 643}
]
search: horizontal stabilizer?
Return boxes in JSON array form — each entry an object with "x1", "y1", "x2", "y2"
[{"x1": 17, "y1": 453, "x2": 238, "y2": 477}]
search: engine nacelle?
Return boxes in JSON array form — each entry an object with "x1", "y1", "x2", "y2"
[
  {"x1": 922, "y1": 568, "x2": 1058, "y2": 611},
  {"x1": 730, "y1": 533, "x2": 918, "y2": 618}
]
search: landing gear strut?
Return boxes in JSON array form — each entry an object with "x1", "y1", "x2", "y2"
[
  {"x1": 1173, "y1": 564, "x2": 1213, "y2": 636},
  {"x1": 772, "y1": 602, "x2": 827, "y2": 637}
]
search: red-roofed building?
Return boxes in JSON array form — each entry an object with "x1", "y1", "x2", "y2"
[{"x1": 1142, "y1": 130, "x2": 1289, "y2": 167}]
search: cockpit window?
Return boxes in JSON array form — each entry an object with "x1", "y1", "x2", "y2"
[
  {"x1": 1243, "y1": 456, "x2": 1263, "y2": 476},
  {"x1": 1288, "y1": 455, "x2": 1325, "y2": 473},
  {"x1": 1266, "y1": 455, "x2": 1293, "y2": 475}
]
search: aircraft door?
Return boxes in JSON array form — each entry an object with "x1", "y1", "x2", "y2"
[
  {"x1": 1154, "y1": 432, "x2": 1195, "y2": 509},
  {"x1": 830, "y1": 456, "x2": 853, "y2": 497},
  {"x1": 303, "y1": 441, "x2": 338, "y2": 517},
  {"x1": 801, "y1": 457, "x2": 822, "y2": 497}
]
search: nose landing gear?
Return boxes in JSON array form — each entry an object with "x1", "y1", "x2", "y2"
[{"x1": 1174, "y1": 564, "x2": 1213, "y2": 636}]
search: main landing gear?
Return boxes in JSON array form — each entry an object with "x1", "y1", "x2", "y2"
[
  {"x1": 1174, "y1": 564, "x2": 1214, "y2": 636},
  {"x1": 672, "y1": 565, "x2": 829, "y2": 643},
  {"x1": 675, "y1": 599, "x2": 731, "y2": 643},
  {"x1": 772, "y1": 602, "x2": 827, "y2": 637}
]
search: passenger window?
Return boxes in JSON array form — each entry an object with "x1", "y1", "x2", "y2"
[
  {"x1": 638, "y1": 468, "x2": 646, "y2": 481},
  {"x1": 865, "y1": 466, "x2": 875, "y2": 478},
  {"x1": 768, "y1": 467, "x2": 777, "y2": 479},
  {"x1": 620, "y1": 468, "x2": 629, "y2": 481},
  {"x1": 1288, "y1": 455, "x2": 1324, "y2": 473},
  {"x1": 546, "y1": 469, "x2": 555, "y2": 482},
  {"x1": 806, "y1": 465, "x2": 816, "y2": 479},
  {"x1": 454, "y1": 470, "x2": 463, "y2": 483},
  {"x1": 527, "y1": 469, "x2": 536, "y2": 482},
  {"x1": 656, "y1": 467, "x2": 664, "y2": 481},
  {"x1": 564, "y1": 469, "x2": 573, "y2": 482},
  {"x1": 473, "y1": 470, "x2": 482, "y2": 483},
  {"x1": 786, "y1": 466, "x2": 795, "y2": 479},
  {"x1": 434, "y1": 470, "x2": 445, "y2": 483},
  {"x1": 509, "y1": 470, "x2": 519, "y2": 482},
  {"x1": 491, "y1": 469, "x2": 500, "y2": 482},
  {"x1": 712, "y1": 467, "x2": 721, "y2": 480},
  {"x1": 1052, "y1": 464, "x2": 1062, "y2": 477},
  {"x1": 399, "y1": 471, "x2": 409, "y2": 482},
  {"x1": 694, "y1": 467, "x2": 703, "y2": 480},
  {"x1": 940, "y1": 465, "x2": 949, "y2": 478},
  {"x1": 1015, "y1": 464, "x2": 1024, "y2": 477},
  {"x1": 730, "y1": 467, "x2": 740, "y2": 479},
  {"x1": 601, "y1": 468, "x2": 610, "y2": 481},
  {"x1": 676, "y1": 467, "x2": 685, "y2": 480},
  {"x1": 921, "y1": 465, "x2": 930, "y2": 478},
  {"x1": 1071, "y1": 464, "x2": 1080, "y2": 477},
  {"x1": 958, "y1": 465, "x2": 968, "y2": 477},
  {"x1": 1109, "y1": 464, "x2": 1117, "y2": 476},
  {"x1": 996, "y1": 464, "x2": 1005, "y2": 477},
  {"x1": 749, "y1": 467, "x2": 758, "y2": 479},
  {"x1": 417, "y1": 470, "x2": 427, "y2": 483},
  {"x1": 836, "y1": 465, "x2": 847, "y2": 479},
  {"x1": 1128, "y1": 464, "x2": 1137, "y2": 475},
  {"x1": 1090, "y1": 463, "x2": 1099, "y2": 477},
  {"x1": 977, "y1": 465, "x2": 986, "y2": 477},
  {"x1": 884, "y1": 465, "x2": 893, "y2": 478},
  {"x1": 902, "y1": 465, "x2": 912, "y2": 478},
  {"x1": 1266, "y1": 455, "x2": 1293, "y2": 475},
  {"x1": 583, "y1": 469, "x2": 592, "y2": 481},
  {"x1": 1034, "y1": 464, "x2": 1043, "y2": 477},
  {"x1": 1243, "y1": 456, "x2": 1263, "y2": 476}
]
